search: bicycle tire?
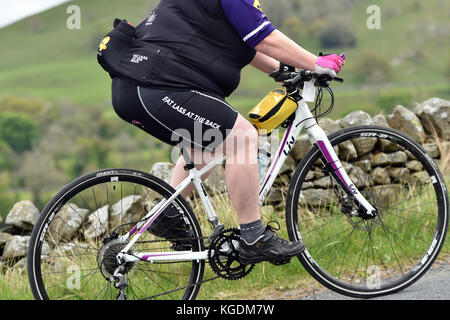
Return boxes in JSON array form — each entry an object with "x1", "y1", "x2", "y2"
[
  {"x1": 286, "y1": 125, "x2": 448, "y2": 298},
  {"x1": 28, "y1": 168, "x2": 205, "y2": 300}
]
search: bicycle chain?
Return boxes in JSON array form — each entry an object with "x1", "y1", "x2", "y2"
[
  {"x1": 107, "y1": 219, "x2": 246, "y2": 299},
  {"x1": 133, "y1": 236, "x2": 221, "y2": 300}
]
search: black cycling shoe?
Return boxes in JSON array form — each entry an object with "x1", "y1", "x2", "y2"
[
  {"x1": 239, "y1": 222, "x2": 305, "y2": 265},
  {"x1": 147, "y1": 203, "x2": 191, "y2": 251}
]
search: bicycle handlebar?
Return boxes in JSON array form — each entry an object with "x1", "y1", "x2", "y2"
[{"x1": 281, "y1": 70, "x2": 344, "y2": 89}]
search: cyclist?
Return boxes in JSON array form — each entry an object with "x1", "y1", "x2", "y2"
[{"x1": 110, "y1": 0, "x2": 345, "y2": 265}]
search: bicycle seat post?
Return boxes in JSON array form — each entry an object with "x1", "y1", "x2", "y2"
[
  {"x1": 179, "y1": 147, "x2": 224, "y2": 240},
  {"x1": 181, "y1": 147, "x2": 196, "y2": 172}
]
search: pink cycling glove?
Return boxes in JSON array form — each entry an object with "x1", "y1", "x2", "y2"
[{"x1": 315, "y1": 54, "x2": 346, "y2": 77}]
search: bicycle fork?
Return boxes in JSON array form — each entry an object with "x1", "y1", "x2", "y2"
[
  {"x1": 302, "y1": 102, "x2": 377, "y2": 217},
  {"x1": 259, "y1": 97, "x2": 377, "y2": 217}
]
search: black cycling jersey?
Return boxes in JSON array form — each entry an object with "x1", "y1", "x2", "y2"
[
  {"x1": 110, "y1": 0, "x2": 276, "y2": 151},
  {"x1": 135, "y1": 0, "x2": 257, "y2": 98}
]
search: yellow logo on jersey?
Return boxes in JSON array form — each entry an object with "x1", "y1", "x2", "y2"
[
  {"x1": 99, "y1": 36, "x2": 110, "y2": 52},
  {"x1": 253, "y1": 0, "x2": 263, "y2": 12}
]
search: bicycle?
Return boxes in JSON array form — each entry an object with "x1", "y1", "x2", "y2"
[{"x1": 27, "y1": 71, "x2": 449, "y2": 300}]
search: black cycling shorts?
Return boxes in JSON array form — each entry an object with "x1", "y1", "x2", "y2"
[{"x1": 111, "y1": 77, "x2": 239, "y2": 151}]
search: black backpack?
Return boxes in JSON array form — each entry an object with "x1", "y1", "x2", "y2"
[{"x1": 97, "y1": 19, "x2": 167, "y2": 85}]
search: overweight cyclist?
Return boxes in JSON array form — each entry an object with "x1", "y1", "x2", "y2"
[{"x1": 110, "y1": 0, "x2": 345, "y2": 265}]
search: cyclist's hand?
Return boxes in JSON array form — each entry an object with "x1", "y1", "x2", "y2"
[
  {"x1": 314, "y1": 53, "x2": 346, "y2": 78},
  {"x1": 269, "y1": 62, "x2": 296, "y2": 82}
]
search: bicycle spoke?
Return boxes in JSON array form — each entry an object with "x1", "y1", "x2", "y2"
[
  {"x1": 29, "y1": 171, "x2": 206, "y2": 300},
  {"x1": 287, "y1": 126, "x2": 448, "y2": 297}
]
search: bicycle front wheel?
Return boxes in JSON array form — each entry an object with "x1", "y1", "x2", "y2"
[
  {"x1": 28, "y1": 169, "x2": 205, "y2": 300},
  {"x1": 286, "y1": 125, "x2": 448, "y2": 298}
]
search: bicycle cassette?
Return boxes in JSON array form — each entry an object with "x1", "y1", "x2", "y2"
[{"x1": 207, "y1": 228, "x2": 255, "y2": 281}]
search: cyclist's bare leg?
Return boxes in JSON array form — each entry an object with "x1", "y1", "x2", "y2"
[
  {"x1": 223, "y1": 115, "x2": 260, "y2": 224},
  {"x1": 170, "y1": 114, "x2": 261, "y2": 224},
  {"x1": 170, "y1": 151, "x2": 215, "y2": 198}
]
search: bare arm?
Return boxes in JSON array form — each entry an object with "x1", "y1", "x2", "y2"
[
  {"x1": 250, "y1": 51, "x2": 280, "y2": 74},
  {"x1": 255, "y1": 29, "x2": 318, "y2": 71}
]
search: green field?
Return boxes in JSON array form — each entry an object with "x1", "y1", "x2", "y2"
[{"x1": 0, "y1": 0, "x2": 449, "y2": 108}]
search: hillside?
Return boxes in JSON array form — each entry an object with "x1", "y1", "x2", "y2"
[
  {"x1": 0, "y1": 0, "x2": 157, "y2": 105},
  {"x1": 0, "y1": 0, "x2": 449, "y2": 114}
]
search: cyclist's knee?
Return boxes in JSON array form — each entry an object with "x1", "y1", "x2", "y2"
[
  {"x1": 232, "y1": 115, "x2": 258, "y2": 140},
  {"x1": 224, "y1": 115, "x2": 258, "y2": 158}
]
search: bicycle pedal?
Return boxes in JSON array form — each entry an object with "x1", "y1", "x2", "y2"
[
  {"x1": 269, "y1": 258, "x2": 291, "y2": 266},
  {"x1": 206, "y1": 224, "x2": 225, "y2": 246}
]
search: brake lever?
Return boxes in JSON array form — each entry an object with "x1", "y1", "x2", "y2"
[{"x1": 314, "y1": 75, "x2": 344, "y2": 87}]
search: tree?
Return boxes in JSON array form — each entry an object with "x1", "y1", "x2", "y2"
[
  {"x1": 16, "y1": 149, "x2": 67, "y2": 209},
  {"x1": 0, "y1": 113, "x2": 39, "y2": 152},
  {"x1": 281, "y1": 16, "x2": 306, "y2": 43},
  {"x1": 0, "y1": 140, "x2": 15, "y2": 170}
]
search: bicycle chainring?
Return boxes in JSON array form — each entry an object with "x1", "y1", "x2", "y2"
[{"x1": 207, "y1": 228, "x2": 254, "y2": 281}]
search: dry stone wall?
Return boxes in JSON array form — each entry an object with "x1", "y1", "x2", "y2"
[{"x1": 1, "y1": 97, "x2": 449, "y2": 269}]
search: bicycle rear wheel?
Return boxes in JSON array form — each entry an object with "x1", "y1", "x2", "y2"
[
  {"x1": 28, "y1": 168, "x2": 205, "y2": 300},
  {"x1": 286, "y1": 125, "x2": 448, "y2": 298}
]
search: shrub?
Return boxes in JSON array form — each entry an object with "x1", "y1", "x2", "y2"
[
  {"x1": 0, "y1": 96, "x2": 45, "y2": 116},
  {"x1": 281, "y1": 16, "x2": 307, "y2": 43},
  {"x1": 377, "y1": 93, "x2": 413, "y2": 114},
  {"x1": 319, "y1": 17, "x2": 357, "y2": 49},
  {"x1": 353, "y1": 50, "x2": 392, "y2": 84},
  {"x1": 307, "y1": 18, "x2": 327, "y2": 38},
  {"x1": 446, "y1": 56, "x2": 450, "y2": 82}
]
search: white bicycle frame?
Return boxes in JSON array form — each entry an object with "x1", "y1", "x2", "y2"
[{"x1": 117, "y1": 81, "x2": 376, "y2": 264}]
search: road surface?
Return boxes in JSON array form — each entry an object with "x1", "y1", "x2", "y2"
[{"x1": 301, "y1": 257, "x2": 450, "y2": 300}]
